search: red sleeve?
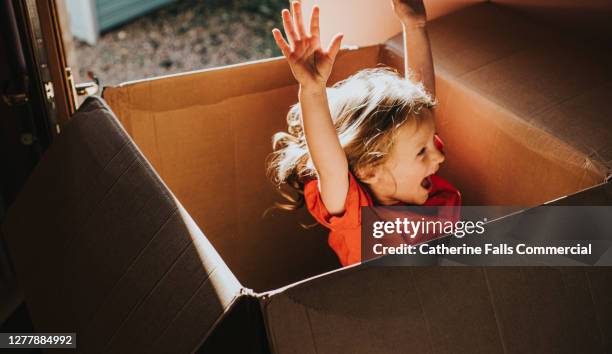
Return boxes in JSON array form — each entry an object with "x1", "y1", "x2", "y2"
[{"x1": 303, "y1": 172, "x2": 370, "y2": 230}]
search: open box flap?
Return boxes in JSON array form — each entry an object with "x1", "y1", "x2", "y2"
[
  {"x1": 546, "y1": 180, "x2": 612, "y2": 206},
  {"x1": 384, "y1": 3, "x2": 611, "y2": 204},
  {"x1": 425, "y1": 3, "x2": 612, "y2": 170},
  {"x1": 260, "y1": 254, "x2": 612, "y2": 354},
  {"x1": 260, "y1": 181, "x2": 612, "y2": 353},
  {"x1": 1, "y1": 97, "x2": 243, "y2": 353},
  {"x1": 196, "y1": 291, "x2": 270, "y2": 353},
  {"x1": 495, "y1": 0, "x2": 612, "y2": 42}
]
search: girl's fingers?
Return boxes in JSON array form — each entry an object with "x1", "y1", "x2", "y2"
[
  {"x1": 272, "y1": 28, "x2": 292, "y2": 59},
  {"x1": 310, "y1": 5, "x2": 320, "y2": 39},
  {"x1": 326, "y1": 33, "x2": 344, "y2": 62},
  {"x1": 282, "y1": 9, "x2": 298, "y2": 46},
  {"x1": 292, "y1": 1, "x2": 308, "y2": 40}
]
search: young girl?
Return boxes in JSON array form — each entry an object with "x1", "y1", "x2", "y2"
[{"x1": 268, "y1": 0, "x2": 461, "y2": 266}]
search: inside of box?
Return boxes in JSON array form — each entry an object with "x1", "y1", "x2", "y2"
[
  {"x1": 103, "y1": 4, "x2": 608, "y2": 292},
  {"x1": 103, "y1": 47, "x2": 384, "y2": 292}
]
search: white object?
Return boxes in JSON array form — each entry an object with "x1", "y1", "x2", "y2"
[{"x1": 66, "y1": 0, "x2": 99, "y2": 45}]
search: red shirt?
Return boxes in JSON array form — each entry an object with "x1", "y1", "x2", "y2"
[{"x1": 303, "y1": 136, "x2": 461, "y2": 266}]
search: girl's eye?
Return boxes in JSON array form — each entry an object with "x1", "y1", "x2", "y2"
[{"x1": 417, "y1": 147, "x2": 426, "y2": 157}]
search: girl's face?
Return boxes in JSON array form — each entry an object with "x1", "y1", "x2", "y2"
[{"x1": 365, "y1": 111, "x2": 445, "y2": 205}]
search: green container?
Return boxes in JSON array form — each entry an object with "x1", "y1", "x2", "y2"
[{"x1": 96, "y1": 0, "x2": 175, "y2": 32}]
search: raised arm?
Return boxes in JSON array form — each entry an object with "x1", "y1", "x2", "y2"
[
  {"x1": 272, "y1": 2, "x2": 348, "y2": 215},
  {"x1": 391, "y1": 0, "x2": 435, "y2": 96}
]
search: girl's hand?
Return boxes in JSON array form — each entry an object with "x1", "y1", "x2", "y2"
[
  {"x1": 272, "y1": 1, "x2": 343, "y2": 90},
  {"x1": 391, "y1": 0, "x2": 427, "y2": 28}
]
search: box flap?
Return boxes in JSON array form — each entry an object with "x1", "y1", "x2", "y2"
[
  {"x1": 196, "y1": 293, "x2": 270, "y2": 354},
  {"x1": 547, "y1": 180, "x2": 612, "y2": 206},
  {"x1": 261, "y1": 261, "x2": 612, "y2": 353},
  {"x1": 384, "y1": 3, "x2": 610, "y2": 205},
  {"x1": 261, "y1": 265, "x2": 505, "y2": 353},
  {"x1": 494, "y1": 0, "x2": 612, "y2": 41},
  {"x1": 1, "y1": 97, "x2": 242, "y2": 353},
  {"x1": 261, "y1": 180, "x2": 612, "y2": 352}
]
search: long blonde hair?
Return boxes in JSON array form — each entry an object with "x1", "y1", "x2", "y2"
[{"x1": 267, "y1": 67, "x2": 435, "y2": 210}]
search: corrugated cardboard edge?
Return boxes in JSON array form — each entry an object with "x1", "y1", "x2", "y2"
[
  {"x1": 259, "y1": 257, "x2": 612, "y2": 353},
  {"x1": 195, "y1": 288, "x2": 271, "y2": 354},
  {"x1": 102, "y1": 44, "x2": 379, "y2": 113},
  {"x1": 88, "y1": 96, "x2": 252, "y2": 353},
  {"x1": 89, "y1": 96, "x2": 271, "y2": 353},
  {"x1": 2, "y1": 97, "x2": 249, "y2": 353}
]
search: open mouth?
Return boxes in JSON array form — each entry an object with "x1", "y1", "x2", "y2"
[{"x1": 421, "y1": 175, "x2": 432, "y2": 190}]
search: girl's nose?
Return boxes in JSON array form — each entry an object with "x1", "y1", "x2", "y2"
[{"x1": 432, "y1": 147, "x2": 445, "y2": 165}]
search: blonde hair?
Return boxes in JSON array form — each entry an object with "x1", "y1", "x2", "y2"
[{"x1": 266, "y1": 67, "x2": 435, "y2": 210}]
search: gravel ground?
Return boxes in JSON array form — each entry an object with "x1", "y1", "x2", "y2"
[{"x1": 74, "y1": 0, "x2": 288, "y2": 86}]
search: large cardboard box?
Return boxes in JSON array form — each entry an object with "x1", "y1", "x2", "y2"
[{"x1": 3, "y1": 2, "x2": 612, "y2": 353}]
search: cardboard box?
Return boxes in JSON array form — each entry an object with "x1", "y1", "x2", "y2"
[{"x1": 3, "y1": 2, "x2": 612, "y2": 353}]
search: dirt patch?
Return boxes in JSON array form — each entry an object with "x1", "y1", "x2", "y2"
[{"x1": 74, "y1": 0, "x2": 287, "y2": 86}]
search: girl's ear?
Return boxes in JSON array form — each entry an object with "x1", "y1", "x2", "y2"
[{"x1": 355, "y1": 165, "x2": 380, "y2": 185}]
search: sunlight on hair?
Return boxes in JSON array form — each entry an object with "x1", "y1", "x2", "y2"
[{"x1": 267, "y1": 66, "x2": 435, "y2": 210}]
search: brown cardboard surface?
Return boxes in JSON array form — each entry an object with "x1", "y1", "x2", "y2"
[
  {"x1": 262, "y1": 266, "x2": 438, "y2": 354},
  {"x1": 483, "y1": 268, "x2": 612, "y2": 353},
  {"x1": 585, "y1": 268, "x2": 612, "y2": 352},
  {"x1": 548, "y1": 181, "x2": 612, "y2": 206},
  {"x1": 197, "y1": 295, "x2": 270, "y2": 353},
  {"x1": 2, "y1": 98, "x2": 242, "y2": 353},
  {"x1": 262, "y1": 264, "x2": 612, "y2": 354},
  {"x1": 493, "y1": 0, "x2": 612, "y2": 41},
  {"x1": 434, "y1": 75, "x2": 604, "y2": 205},
  {"x1": 385, "y1": 3, "x2": 610, "y2": 205},
  {"x1": 103, "y1": 45, "x2": 383, "y2": 292}
]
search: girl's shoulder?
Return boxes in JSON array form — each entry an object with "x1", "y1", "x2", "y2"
[
  {"x1": 304, "y1": 172, "x2": 373, "y2": 204},
  {"x1": 303, "y1": 172, "x2": 373, "y2": 230}
]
